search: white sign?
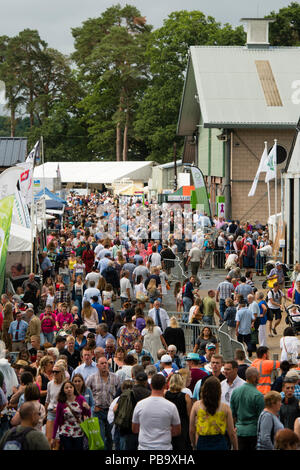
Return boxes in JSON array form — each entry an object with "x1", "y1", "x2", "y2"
[{"x1": 178, "y1": 172, "x2": 190, "y2": 187}]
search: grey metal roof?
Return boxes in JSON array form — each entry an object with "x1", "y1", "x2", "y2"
[
  {"x1": 177, "y1": 45, "x2": 300, "y2": 135},
  {"x1": 0, "y1": 138, "x2": 27, "y2": 167}
]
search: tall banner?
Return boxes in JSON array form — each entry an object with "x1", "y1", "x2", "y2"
[
  {"x1": 0, "y1": 195, "x2": 15, "y2": 293},
  {"x1": 17, "y1": 140, "x2": 40, "y2": 206},
  {"x1": 265, "y1": 142, "x2": 277, "y2": 183},
  {"x1": 190, "y1": 166, "x2": 211, "y2": 217},
  {"x1": 12, "y1": 184, "x2": 31, "y2": 228},
  {"x1": 248, "y1": 143, "x2": 268, "y2": 197}
]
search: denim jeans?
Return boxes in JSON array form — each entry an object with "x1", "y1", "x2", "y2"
[
  {"x1": 41, "y1": 331, "x2": 54, "y2": 345},
  {"x1": 94, "y1": 409, "x2": 112, "y2": 450},
  {"x1": 202, "y1": 315, "x2": 214, "y2": 325},
  {"x1": 120, "y1": 433, "x2": 138, "y2": 451},
  {"x1": 219, "y1": 299, "x2": 226, "y2": 320}
]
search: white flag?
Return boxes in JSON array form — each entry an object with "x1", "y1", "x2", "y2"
[
  {"x1": 17, "y1": 140, "x2": 40, "y2": 206},
  {"x1": 248, "y1": 145, "x2": 268, "y2": 197},
  {"x1": 265, "y1": 142, "x2": 277, "y2": 183}
]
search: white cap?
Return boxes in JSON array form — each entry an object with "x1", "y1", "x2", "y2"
[{"x1": 161, "y1": 354, "x2": 172, "y2": 363}]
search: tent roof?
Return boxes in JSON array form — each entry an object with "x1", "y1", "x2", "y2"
[
  {"x1": 8, "y1": 223, "x2": 31, "y2": 252},
  {"x1": 177, "y1": 46, "x2": 300, "y2": 135},
  {"x1": 33, "y1": 161, "x2": 154, "y2": 184},
  {"x1": 34, "y1": 187, "x2": 66, "y2": 203}
]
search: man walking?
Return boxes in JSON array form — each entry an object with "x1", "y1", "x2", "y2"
[
  {"x1": 8, "y1": 312, "x2": 28, "y2": 352},
  {"x1": 86, "y1": 356, "x2": 120, "y2": 450},
  {"x1": 221, "y1": 360, "x2": 245, "y2": 405},
  {"x1": 148, "y1": 300, "x2": 170, "y2": 333},
  {"x1": 132, "y1": 374, "x2": 181, "y2": 450},
  {"x1": 230, "y1": 367, "x2": 265, "y2": 451},
  {"x1": 216, "y1": 276, "x2": 234, "y2": 320},
  {"x1": 235, "y1": 299, "x2": 255, "y2": 357},
  {"x1": 0, "y1": 402, "x2": 50, "y2": 450}
]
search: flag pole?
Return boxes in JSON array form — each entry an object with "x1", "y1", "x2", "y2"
[
  {"x1": 264, "y1": 141, "x2": 271, "y2": 220},
  {"x1": 274, "y1": 139, "x2": 278, "y2": 237}
]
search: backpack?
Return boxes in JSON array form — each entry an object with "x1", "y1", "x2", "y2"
[
  {"x1": 114, "y1": 389, "x2": 137, "y2": 431},
  {"x1": 246, "y1": 244, "x2": 254, "y2": 258},
  {"x1": 2, "y1": 427, "x2": 33, "y2": 450},
  {"x1": 161, "y1": 369, "x2": 177, "y2": 389}
]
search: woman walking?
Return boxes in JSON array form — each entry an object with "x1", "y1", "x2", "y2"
[
  {"x1": 141, "y1": 317, "x2": 167, "y2": 362},
  {"x1": 189, "y1": 376, "x2": 237, "y2": 450},
  {"x1": 52, "y1": 380, "x2": 91, "y2": 450}
]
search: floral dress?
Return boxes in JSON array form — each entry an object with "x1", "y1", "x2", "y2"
[
  {"x1": 58, "y1": 401, "x2": 84, "y2": 438},
  {"x1": 119, "y1": 326, "x2": 140, "y2": 351}
]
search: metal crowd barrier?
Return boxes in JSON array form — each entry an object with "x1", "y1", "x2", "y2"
[
  {"x1": 174, "y1": 318, "x2": 250, "y2": 363},
  {"x1": 163, "y1": 257, "x2": 188, "y2": 281}
]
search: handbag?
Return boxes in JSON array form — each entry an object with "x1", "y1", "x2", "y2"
[
  {"x1": 283, "y1": 338, "x2": 294, "y2": 362},
  {"x1": 165, "y1": 281, "x2": 171, "y2": 290},
  {"x1": 80, "y1": 417, "x2": 105, "y2": 450}
]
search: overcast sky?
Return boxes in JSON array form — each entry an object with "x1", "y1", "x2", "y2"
[{"x1": 0, "y1": 0, "x2": 291, "y2": 54}]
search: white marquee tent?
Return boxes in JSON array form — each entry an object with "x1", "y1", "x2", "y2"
[{"x1": 33, "y1": 161, "x2": 154, "y2": 187}]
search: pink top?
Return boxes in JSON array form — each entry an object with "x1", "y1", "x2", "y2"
[{"x1": 56, "y1": 312, "x2": 74, "y2": 329}]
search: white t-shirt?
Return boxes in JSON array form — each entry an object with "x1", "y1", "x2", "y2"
[
  {"x1": 132, "y1": 396, "x2": 181, "y2": 450},
  {"x1": 267, "y1": 289, "x2": 283, "y2": 310},
  {"x1": 280, "y1": 336, "x2": 300, "y2": 362},
  {"x1": 149, "y1": 253, "x2": 161, "y2": 267},
  {"x1": 120, "y1": 277, "x2": 132, "y2": 298},
  {"x1": 85, "y1": 272, "x2": 101, "y2": 287}
]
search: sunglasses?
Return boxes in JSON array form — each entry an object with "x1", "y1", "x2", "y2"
[{"x1": 53, "y1": 370, "x2": 61, "y2": 374}]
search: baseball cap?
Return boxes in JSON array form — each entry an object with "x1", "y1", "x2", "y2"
[
  {"x1": 206, "y1": 343, "x2": 217, "y2": 350},
  {"x1": 161, "y1": 354, "x2": 172, "y2": 363},
  {"x1": 135, "y1": 372, "x2": 148, "y2": 382},
  {"x1": 285, "y1": 370, "x2": 300, "y2": 380},
  {"x1": 185, "y1": 352, "x2": 201, "y2": 361},
  {"x1": 198, "y1": 355, "x2": 208, "y2": 364},
  {"x1": 26, "y1": 303, "x2": 34, "y2": 309},
  {"x1": 275, "y1": 261, "x2": 282, "y2": 266}
]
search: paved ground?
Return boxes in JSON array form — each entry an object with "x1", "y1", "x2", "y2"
[
  {"x1": 162, "y1": 267, "x2": 285, "y2": 361},
  {"x1": 114, "y1": 266, "x2": 286, "y2": 360}
]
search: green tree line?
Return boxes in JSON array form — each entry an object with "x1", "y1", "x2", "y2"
[{"x1": 0, "y1": 2, "x2": 299, "y2": 163}]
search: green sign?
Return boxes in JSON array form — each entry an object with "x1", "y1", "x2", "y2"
[{"x1": 0, "y1": 195, "x2": 14, "y2": 293}]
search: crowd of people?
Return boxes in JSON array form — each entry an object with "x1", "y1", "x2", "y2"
[{"x1": 0, "y1": 192, "x2": 299, "y2": 451}]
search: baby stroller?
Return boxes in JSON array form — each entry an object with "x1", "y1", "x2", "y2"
[{"x1": 285, "y1": 304, "x2": 300, "y2": 335}]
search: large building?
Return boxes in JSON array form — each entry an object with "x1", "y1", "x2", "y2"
[{"x1": 177, "y1": 18, "x2": 300, "y2": 222}]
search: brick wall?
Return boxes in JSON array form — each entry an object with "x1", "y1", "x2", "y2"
[{"x1": 230, "y1": 128, "x2": 294, "y2": 223}]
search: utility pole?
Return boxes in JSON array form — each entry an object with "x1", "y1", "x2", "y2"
[{"x1": 173, "y1": 142, "x2": 177, "y2": 191}]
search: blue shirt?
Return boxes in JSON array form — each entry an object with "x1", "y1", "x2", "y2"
[
  {"x1": 154, "y1": 361, "x2": 179, "y2": 372},
  {"x1": 95, "y1": 333, "x2": 116, "y2": 349},
  {"x1": 8, "y1": 319, "x2": 28, "y2": 342},
  {"x1": 235, "y1": 307, "x2": 254, "y2": 335},
  {"x1": 91, "y1": 302, "x2": 105, "y2": 323},
  {"x1": 128, "y1": 349, "x2": 154, "y2": 364},
  {"x1": 98, "y1": 257, "x2": 110, "y2": 274},
  {"x1": 258, "y1": 300, "x2": 268, "y2": 326},
  {"x1": 71, "y1": 361, "x2": 97, "y2": 381}
]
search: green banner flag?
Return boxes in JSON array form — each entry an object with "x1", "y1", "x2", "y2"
[
  {"x1": 0, "y1": 195, "x2": 14, "y2": 293},
  {"x1": 190, "y1": 166, "x2": 211, "y2": 217}
]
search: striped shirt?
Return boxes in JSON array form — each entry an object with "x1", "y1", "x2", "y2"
[
  {"x1": 86, "y1": 372, "x2": 120, "y2": 409},
  {"x1": 217, "y1": 281, "x2": 234, "y2": 300}
]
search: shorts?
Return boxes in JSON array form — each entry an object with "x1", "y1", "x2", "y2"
[
  {"x1": 47, "y1": 410, "x2": 56, "y2": 421},
  {"x1": 267, "y1": 308, "x2": 282, "y2": 321}
]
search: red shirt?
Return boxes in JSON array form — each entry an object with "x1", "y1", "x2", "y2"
[{"x1": 189, "y1": 367, "x2": 209, "y2": 392}]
